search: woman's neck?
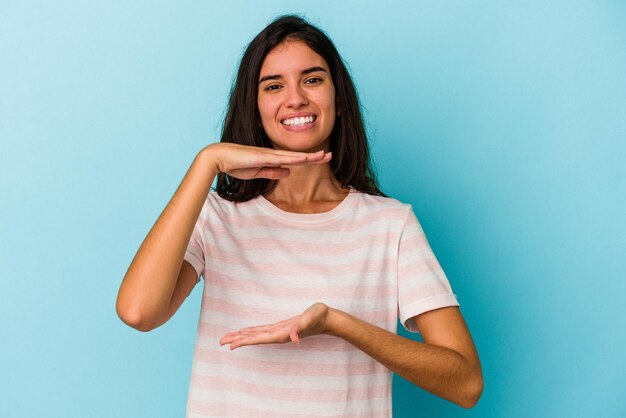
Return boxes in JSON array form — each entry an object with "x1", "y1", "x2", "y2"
[{"x1": 262, "y1": 163, "x2": 349, "y2": 212}]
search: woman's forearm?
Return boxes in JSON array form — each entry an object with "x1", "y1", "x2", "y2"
[{"x1": 324, "y1": 307, "x2": 482, "y2": 408}]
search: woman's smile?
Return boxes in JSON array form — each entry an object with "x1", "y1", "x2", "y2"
[{"x1": 280, "y1": 113, "x2": 318, "y2": 131}]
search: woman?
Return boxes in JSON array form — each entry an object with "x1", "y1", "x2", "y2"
[{"x1": 116, "y1": 14, "x2": 483, "y2": 417}]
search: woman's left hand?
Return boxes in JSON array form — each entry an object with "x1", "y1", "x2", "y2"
[{"x1": 219, "y1": 302, "x2": 330, "y2": 350}]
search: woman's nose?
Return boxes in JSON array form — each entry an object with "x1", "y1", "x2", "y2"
[{"x1": 285, "y1": 85, "x2": 308, "y2": 108}]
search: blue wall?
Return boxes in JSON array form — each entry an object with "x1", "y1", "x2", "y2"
[{"x1": 1, "y1": 1, "x2": 624, "y2": 417}]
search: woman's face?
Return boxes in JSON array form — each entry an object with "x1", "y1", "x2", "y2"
[{"x1": 257, "y1": 40, "x2": 336, "y2": 153}]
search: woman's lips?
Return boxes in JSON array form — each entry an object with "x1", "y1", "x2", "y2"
[{"x1": 280, "y1": 115, "x2": 318, "y2": 132}]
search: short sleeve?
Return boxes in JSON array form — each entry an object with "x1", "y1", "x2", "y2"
[
  {"x1": 183, "y1": 206, "x2": 206, "y2": 284},
  {"x1": 397, "y1": 205, "x2": 460, "y2": 333}
]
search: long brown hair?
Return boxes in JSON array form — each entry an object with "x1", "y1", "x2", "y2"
[{"x1": 215, "y1": 14, "x2": 387, "y2": 201}]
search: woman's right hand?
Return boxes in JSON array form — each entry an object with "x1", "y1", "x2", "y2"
[{"x1": 204, "y1": 143, "x2": 332, "y2": 180}]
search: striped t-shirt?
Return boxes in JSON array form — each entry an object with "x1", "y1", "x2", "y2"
[{"x1": 183, "y1": 186, "x2": 459, "y2": 417}]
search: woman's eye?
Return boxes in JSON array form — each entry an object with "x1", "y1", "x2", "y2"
[
  {"x1": 265, "y1": 84, "x2": 281, "y2": 91},
  {"x1": 305, "y1": 77, "x2": 322, "y2": 84}
]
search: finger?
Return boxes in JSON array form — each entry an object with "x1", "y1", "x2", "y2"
[
  {"x1": 230, "y1": 331, "x2": 282, "y2": 350},
  {"x1": 220, "y1": 332, "x2": 254, "y2": 345},
  {"x1": 220, "y1": 330, "x2": 260, "y2": 344},
  {"x1": 264, "y1": 150, "x2": 327, "y2": 164},
  {"x1": 239, "y1": 324, "x2": 273, "y2": 332},
  {"x1": 254, "y1": 156, "x2": 306, "y2": 171},
  {"x1": 219, "y1": 333, "x2": 242, "y2": 345},
  {"x1": 269, "y1": 151, "x2": 323, "y2": 161},
  {"x1": 304, "y1": 150, "x2": 327, "y2": 159},
  {"x1": 265, "y1": 149, "x2": 325, "y2": 158},
  {"x1": 302, "y1": 153, "x2": 332, "y2": 165},
  {"x1": 273, "y1": 154, "x2": 326, "y2": 166},
  {"x1": 230, "y1": 338, "x2": 248, "y2": 350},
  {"x1": 302, "y1": 151, "x2": 328, "y2": 161},
  {"x1": 277, "y1": 153, "x2": 332, "y2": 167},
  {"x1": 290, "y1": 327, "x2": 300, "y2": 345}
]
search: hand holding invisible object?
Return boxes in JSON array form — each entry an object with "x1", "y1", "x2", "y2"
[
  {"x1": 219, "y1": 303, "x2": 330, "y2": 350},
  {"x1": 206, "y1": 143, "x2": 332, "y2": 180}
]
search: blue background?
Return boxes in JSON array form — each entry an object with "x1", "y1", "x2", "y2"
[{"x1": 1, "y1": 1, "x2": 624, "y2": 417}]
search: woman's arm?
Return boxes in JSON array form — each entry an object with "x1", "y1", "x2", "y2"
[
  {"x1": 116, "y1": 144, "x2": 332, "y2": 332},
  {"x1": 116, "y1": 147, "x2": 218, "y2": 332},
  {"x1": 220, "y1": 304, "x2": 483, "y2": 408},
  {"x1": 326, "y1": 306, "x2": 483, "y2": 408}
]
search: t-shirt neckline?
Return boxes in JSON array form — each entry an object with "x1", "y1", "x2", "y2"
[{"x1": 256, "y1": 186, "x2": 358, "y2": 223}]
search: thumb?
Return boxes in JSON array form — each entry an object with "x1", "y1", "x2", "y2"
[
  {"x1": 257, "y1": 167, "x2": 291, "y2": 179},
  {"x1": 290, "y1": 326, "x2": 300, "y2": 344}
]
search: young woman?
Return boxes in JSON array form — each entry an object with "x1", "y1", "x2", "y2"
[{"x1": 116, "y1": 15, "x2": 483, "y2": 417}]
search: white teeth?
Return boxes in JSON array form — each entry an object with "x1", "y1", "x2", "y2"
[{"x1": 282, "y1": 116, "x2": 316, "y2": 126}]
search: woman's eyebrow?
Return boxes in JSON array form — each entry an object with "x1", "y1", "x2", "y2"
[{"x1": 259, "y1": 66, "x2": 327, "y2": 84}]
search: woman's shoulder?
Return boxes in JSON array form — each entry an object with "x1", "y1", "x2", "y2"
[
  {"x1": 354, "y1": 191, "x2": 413, "y2": 221},
  {"x1": 357, "y1": 190, "x2": 411, "y2": 210}
]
